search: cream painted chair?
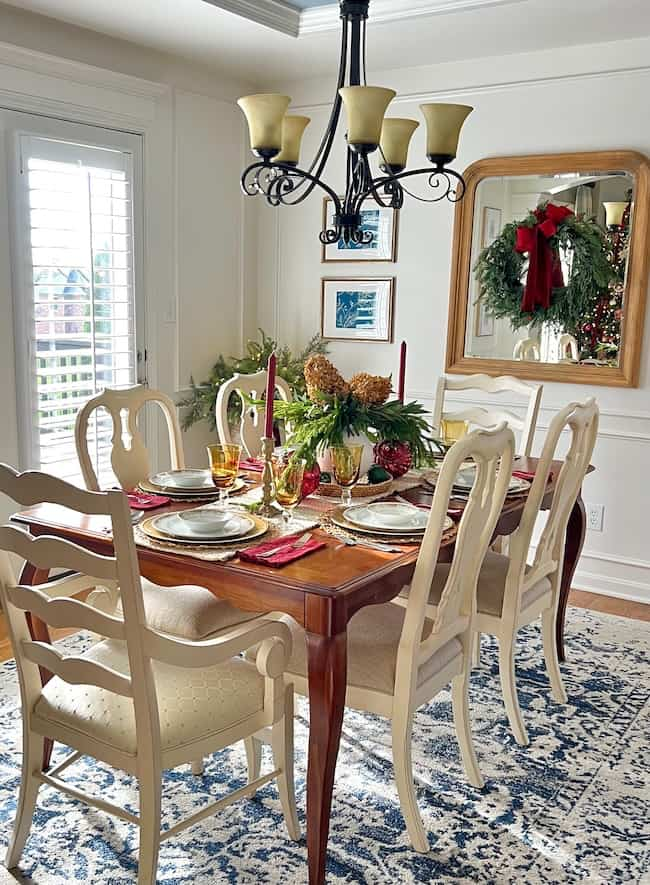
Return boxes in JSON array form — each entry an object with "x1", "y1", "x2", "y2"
[
  {"x1": 216, "y1": 370, "x2": 292, "y2": 458},
  {"x1": 513, "y1": 338, "x2": 541, "y2": 362},
  {"x1": 427, "y1": 399, "x2": 599, "y2": 746},
  {"x1": 0, "y1": 464, "x2": 299, "y2": 884},
  {"x1": 74, "y1": 385, "x2": 262, "y2": 645},
  {"x1": 432, "y1": 373, "x2": 542, "y2": 457},
  {"x1": 269, "y1": 424, "x2": 515, "y2": 852},
  {"x1": 557, "y1": 333, "x2": 579, "y2": 363},
  {"x1": 75, "y1": 385, "x2": 185, "y2": 493}
]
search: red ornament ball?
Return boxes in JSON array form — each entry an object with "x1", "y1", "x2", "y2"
[
  {"x1": 301, "y1": 462, "x2": 321, "y2": 498},
  {"x1": 582, "y1": 322, "x2": 594, "y2": 333},
  {"x1": 373, "y1": 440, "x2": 413, "y2": 478}
]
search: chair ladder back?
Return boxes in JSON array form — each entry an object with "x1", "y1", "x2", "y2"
[
  {"x1": 433, "y1": 374, "x2": 542, "y2": 456},
  {"x1": 396, "y1": 425, "x2": 515, "y2": 696},
  {"x1": 75, "y1": 385, "x2": 184, "y2": 491},
  {"x1": 533, "y1": 399, "x2": 599, "y2": 574},
  {"x1": 0, "y1": 464, "x2": 160, "y2": 760},
  {"x1": 216, "y1": 370, "x2": 292, "y2": 458}
]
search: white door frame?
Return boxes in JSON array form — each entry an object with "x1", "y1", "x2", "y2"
[
  {"x1": 0, "y1": 40, "x2": 175, "y2": 473},
  {"x1": 5, "y1": 111, "x2": 145, "y2": 472}
]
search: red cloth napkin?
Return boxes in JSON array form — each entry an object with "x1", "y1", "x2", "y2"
[
  {"x1": 512, "y1": 470, "x2": 553, "y2": 483},
  {"x1": 239, "y1": 532, "x2": 326, "y2": 567},
  {"x1": 125, "y1": 492, "x2": 170, "y2": 510},
  {"x1": 239, "y1": 458, "x2": 265, "y2": 473}
]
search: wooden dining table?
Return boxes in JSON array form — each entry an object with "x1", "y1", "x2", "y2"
[{"x1": 13, "y1": 456, "x2": 587, "y2": 884}]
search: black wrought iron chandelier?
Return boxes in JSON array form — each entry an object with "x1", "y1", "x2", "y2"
[{"x1": 237, "y1": 0, "x2": 472, "y2": 246}]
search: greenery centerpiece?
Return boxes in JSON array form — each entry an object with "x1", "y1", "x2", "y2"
[
  {"x1": 177, "y1": 329, "x2": 328, "y2": 432},
  {"x1": 273, "y1": 355, "x2": 434, "y2": 469}
]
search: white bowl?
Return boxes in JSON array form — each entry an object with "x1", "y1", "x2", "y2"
[
  {"x1": 177, "y1": 509, "x2": 231, "y2": 531},
  {"x1": 171, "y1": 471, "x2": 210, "y2": 489},
  {"x1": 365, "y1": 503, "x2": 422, "y2": 528}
]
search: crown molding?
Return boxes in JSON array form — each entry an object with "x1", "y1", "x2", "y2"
[
  {"x1": 201, "y1": 0, "x2": 300, "y2": 37},
  {"x1": 201, "y1": 0, "x2": 526, "y2": 38},
  {"x1": 300, "y1": 0, "x2": 526, "y2": 35},
  {"x1": 0, "y1": 40, "x2": 169, "y2": 103}
]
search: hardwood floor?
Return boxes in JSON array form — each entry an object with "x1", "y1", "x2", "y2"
[
  {"x1": 0, "y1": 589, "x2": 648, "y2": 664},
  {"x1": 568, "y1": 589, "x2": 650, "y2": 622}
]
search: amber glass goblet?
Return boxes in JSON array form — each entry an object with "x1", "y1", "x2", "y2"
[
  {"x1": 206, "y1": 443, "x2": 241, "y2": 508},
  {"x1": 440, "y1": 418, "x2": 469, "y2": 447},
  {"x1": 330, "y1": 444, "x2": 364, "y2": 508},
  {"x1": 272, "y1": 454, "x2": 306, "y2": 526}
]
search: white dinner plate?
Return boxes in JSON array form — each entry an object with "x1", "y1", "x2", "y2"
[
  {"x1": 451, "y1": 468, "x2": 530, "y2": 496},
  {"x1": 332, "y1": 506, "x2": 452, "y2": 537},
  {"x1": 140, "y1": 476, "x2": 246, "y2": 498},
  {"x1": 152, "y1": 510, "x2": 254, "y2": 541},
  {"x1": 343, "y1": 502, "x2": 429, "y2": 533},
  {"x1": 149, "y1": 469, "x2": 214, "y2": 491}
]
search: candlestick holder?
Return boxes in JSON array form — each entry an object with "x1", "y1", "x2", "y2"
[{"x1": 258, "y1": 436, "x2": 282, "y2": 518}]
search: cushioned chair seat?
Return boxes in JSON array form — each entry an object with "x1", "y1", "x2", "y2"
[
  {"x1": 141, "y1": 578, "x2": 262, "y2": 640},
  {"x1": 34, "y1": 639, "x2": 264, "y2": 756},
  {"x1": 282, "y1": 604, "x2": 463, "y2": 696},
  {"x1": 426, "y1": 550, "x2": 552, "y2": 617}
]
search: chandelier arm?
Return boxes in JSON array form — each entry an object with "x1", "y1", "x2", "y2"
[
  {"x1": 241, "y1": 161, "x2": 343, "y2": 213},
  {"x1": 304, "y1": 17, "x2": 348, "y2": 177},
  {"x1": 356, "y1": 165, "x2": 467, "y2": 206},
  {"x1": 277, "y1": 16, "x2": 348, "y2": 206}
]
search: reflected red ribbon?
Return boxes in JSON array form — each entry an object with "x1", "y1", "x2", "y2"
[{"x1": 515, "y1": 203, "x2": 573, "y2": 312}]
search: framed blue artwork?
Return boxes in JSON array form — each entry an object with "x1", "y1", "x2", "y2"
[
  {"x1": 321, "y1": 277, "x2": 394, "y2": 342},
  {"x1": 321, "y1": 197, "x2": 398, "y2": 262}
]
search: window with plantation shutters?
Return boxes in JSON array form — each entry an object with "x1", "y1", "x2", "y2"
[{"x1": 10, "y1": 120, "x2": 144, "y2": 487}]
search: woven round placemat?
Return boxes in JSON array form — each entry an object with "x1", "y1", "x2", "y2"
[{"x1": 316, "y1": 477, "x2": 393, "y2": 499}]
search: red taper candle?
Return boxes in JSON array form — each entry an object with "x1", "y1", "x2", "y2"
[
  {"x1": 397, "y1": 340, "x2": 407, "y2": 402},
  {"x1": 264, "y1": 351, "x2": 276, "y2": 439}
]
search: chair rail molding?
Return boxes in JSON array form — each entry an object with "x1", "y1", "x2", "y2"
[{"x1": 407, "y1": 392, "x2": 650, "y2": 444}]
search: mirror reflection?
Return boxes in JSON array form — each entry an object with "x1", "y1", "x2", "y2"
[{"x1": 465, "y1": 170, "x2": 634, "y2": 367}]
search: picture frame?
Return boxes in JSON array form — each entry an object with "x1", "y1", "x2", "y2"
[
  {"x1": 321, "y1": 277, "x2": 395, "y2": 342},
  {"x1": 481, "y1": 206, "x2": 502, "y2": 249},
  {"x1": 474, "y1": 206, "x2": 501, "y2": 337},
  {"x1": 321, "y1": 197, "x2": 398, "y2": 262},
  {"x1": 474, "y1": 299, "x2": 495, "y2": 337}
]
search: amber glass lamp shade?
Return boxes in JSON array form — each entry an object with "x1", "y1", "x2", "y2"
[
  {"x1": 237, "y1": 93, "x2": 291, "y2": 158},
  {"x1": 339, "y1": 86, "x2": 396, "y2": 151},
  {"x1": 379, "y1": 118, "x2": 419, "y2": 172},
  {"x1": 604, "y1": 201, "x2": 629, "y2": 227},
  {"x1": 419, "y1": 103, "x2": 473, "y2": 164},
  {"x1": 273, "y1": 115, "x2": 311, "y2": 165}
]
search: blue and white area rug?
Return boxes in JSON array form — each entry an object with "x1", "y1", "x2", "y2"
[{"x1": 0, "y1": 607, "x2": 649, "y2": 884}]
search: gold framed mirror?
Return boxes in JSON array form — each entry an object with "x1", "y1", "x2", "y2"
[{"x1": 445, "y1": 151, "x2": 650, "y2": 386}]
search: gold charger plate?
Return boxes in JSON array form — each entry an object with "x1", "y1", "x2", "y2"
[
  {"x1": 331, "y1": 505, "x2": 453, "y2": 537},
  {"x1": 139, "y1": 477, "x2": 246, "y2": 498},
  {"x1": 139, "y1": 511, "x2": 268, "y2": 546}
]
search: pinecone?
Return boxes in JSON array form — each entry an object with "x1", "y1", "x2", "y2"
[
  {"x1": 304, "y1": 355, "x2": 349, "y2": 400},
  {"x1": 349, "y1": 372, "x2": 392, "y2": 405}
]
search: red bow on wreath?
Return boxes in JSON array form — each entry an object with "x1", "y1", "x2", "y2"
[{"x1": 515, "y1": 203, "x2": 574, "y2": 312}]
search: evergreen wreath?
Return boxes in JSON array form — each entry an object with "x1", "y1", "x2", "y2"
[{"x1": 474, "y1": 203, "x2": 615, "y2": 332}]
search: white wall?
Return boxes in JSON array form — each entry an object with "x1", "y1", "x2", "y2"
[
  {"x1": 254, "y1": 35, "x2": 650, "y2": 603},
  {"x1": 0, "y1": 5, "x2": 253, "y2": 484}
]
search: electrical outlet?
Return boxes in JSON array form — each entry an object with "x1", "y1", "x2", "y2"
[{"x1": 586, "y1": 503, "x2": 604, "y2": 532}]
